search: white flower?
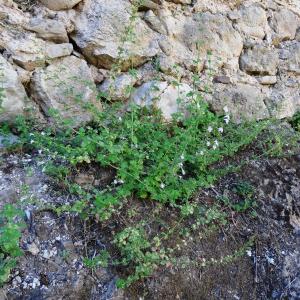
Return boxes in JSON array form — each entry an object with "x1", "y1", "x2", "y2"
[
  {"x1": 181, "y1": 168, "x2": 186, "y2": 175},
  {"x1": 198, "y1": 150, "x2": 204, "y2": 156},
  {"x1": 29, "y1": 133, "x2": 34, "y2": 136},
  {"x1": 38, "y1": 149, "x2": 42, "y2": 154},
  {"x1": 160, "y1": 183, "x2": 165, "y2": 189},
  {"x1": 223, "y1": 106, "x2": 229, "y2": 113},
  {"x1": 118, "y1": 116, "x2": 122, "y2": 122},
  {"x1": 246, "y1": 250, "x2": 252, "y2": 257},
  {"x1": 180, "y1": 154, "x2": 185, "y2": 160},
  {"x1": 206, "y1": 141, "x2": 211, "y2": 147},
  {"x1": 30, "y1": 140, "x2": 34, "y2": 144},
  {"x1": 224, "y1": 115, "x2": 230, "y2": 124},
  {"x1": 119, "y1": 180, "x2": 124, "y2": 184},
  {"x1": 214, "y1": 140, "x2": 219, "y2": 146},
  {"x1": 218, "y1": 127, "x2": 223, "y2": 133},
  {"x1": 213, "y1": 144, "x2": 217, "y2": 150},
  {"x1": 41, "y1": 131, "x2": 45, "y2": 136},
  {"x1": 207, "y1": 126, "x2": 213, "y2": 133}
]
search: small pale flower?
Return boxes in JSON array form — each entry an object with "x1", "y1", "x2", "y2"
[
  {"x1": 181, "y1": 168, "x2": 186, "y2": 176},
  {"x1": 214, "y1": 140, "x2": 219, "y2": 146},
  {"x1": 207, "y1": 126, "x2": 213, "y2": 133},
  {"x1": 224, "y1": 115, "x2": 230, "y2": 124},
  {"x1": 178, "y1": 162, "x2": 183, "y2": 168},
  {"x1": 223, "y1": 106, "x2": 229, "y2": 113},
  {"x1": 119, "y1": 179, "x2": 124, "y2": 184},
  {"x1": 118, "y1": 116, "x2": 122, "y2": 122},
  {"x1": 41, "y1": 132, "x2": 45, "y2": 136},
  {"x1": 160, "y1": 183, "x2": 165, "y2": 189},
  {"x1": 199, "y1": 150, "x2": 204, "y2": 155},
  {"x1": 206, "y1": 141, "x2": 211, "y2": 147},
  {"x1": 38, "y1": 149, "x2": 42, "y2": 155},
  {"x1": 30, "y1": 140, "x2": 34, "y2": 144},
  {"x1": 180, "y1": 154, "x2": 185, "y2": 160},
  {"x1": 213, "y1": 144, "x2": 217, "y2": 150},
  {"x1": 29, "y1": 133, "x2": 34, "y2": 136},
  {"x1": 218, "y1": 127, "x2": 223, "y2": 133}
]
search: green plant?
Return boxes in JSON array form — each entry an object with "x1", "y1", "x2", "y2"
[
  {"x1": 7, "y1": 0, "x2": 276, "y2": 288},
  {"x1": 291, "y1": 112, "x2": 300, "y2": 132},
  {"x1": 0, "y1": 204, "x2": 24, "y2": 286},
  {"x1": 83, "y1": 250, "x2": 110, "y2": 269}
]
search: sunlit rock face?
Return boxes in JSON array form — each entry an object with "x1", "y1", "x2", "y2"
[{"x1": 0, "y1": 0, "x2": 300, "y2": 124}]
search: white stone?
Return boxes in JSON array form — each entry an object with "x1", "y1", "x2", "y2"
[{"x1": 0, "y1": 55, "x2": 27, "y2": 122}]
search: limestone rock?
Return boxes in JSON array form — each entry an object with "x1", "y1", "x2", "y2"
[
  {"x1": 99, "y1": 73, "x2": 137, "y2": 102},
  {"x1": 235, "y1": 5, "x2": 268, "y2": 39},
  {"x1": 256, "y1": 76, "x2": 277, "y2": 85},
  {"x1": 71, "y1": 0, "x2": 160, "y2": 70},
  {"x1": 130, "y1": 81, "x2": 192, "y2": 120},
  {"x1": 26, "y1": 18, "x2": 69, "y2": 43},
  {"x1": 0, "y1": 54, "x2": 27, "y2": 122},
  {"x1": 31, "y1": 56, "x2": 102, "y2": 126},
  {"x1": 209, "y1": 83, "x2": 270, "y2": 122},
  {"x1": 265, "y1": 82, "x2": 300, "y2": 119},
  {"x1": 39, "y1": 0, "x2": 82, "y2": 11},
  {"x1": 0, "y1": 2, "x2": 28, "y2": 26},
  {"x1": 240, "y1": 45, "x2": 279, "y2": 76},
  {"x1": 270, "y1": 8, "x2": 300, "y2": 44},
  {"x1": 193, "y1": 0, "x2": 232, "y2": 13},
  {"x1": 279, "y1": 42, "x2": 300, "y2": 75},
  {"x1": 168, "y1": 12, "x2": 243, "y2": 68},
  {"x1": 0, "y1": 25, "x2": 73, "y2": 71},
  {"x1": 143, "y1": 10, "x2": 167, "y2": 35}
]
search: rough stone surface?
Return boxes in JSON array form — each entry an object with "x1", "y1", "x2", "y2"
[
  {"x1": 71, "y1": 0, "x2": 160, "y2": 70},
  {"x1": 0, "y1": 54, "x2": 27, "y2": 122},
  {"x1": 30, "y1": 56, "x2": 102, "y2": 126},
  {"x1": 39, "y1": 0, "x2": 82, "y2": 10},
  {"x1": 270, "y1": 8, "x2": 300, "y2": 44},
  {"x1": 25, "y1": 18, "x2": 69, "y2": 43},
  {"x1": 131, "y1": 81, "x2": 192, "y2": 120},
  {"x1": 235, "y1": 4, "x2": 268, "y2": 40},
  {"x1": 0, "y1": 0, "x2": 300, "y2": 123},
  {"x1": 209, "y1": 83, "x2": 270, "y2": 122},
  {"x1": 240, "y1": 45, "x2": 279, "y2": 76}
]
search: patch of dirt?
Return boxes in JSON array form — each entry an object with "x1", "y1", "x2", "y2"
[
  {"x1": 0, "y1": 153, "x2": 121, "y2": 300},
  {"x1": 126, "y1": 154, "x2": 300, "y2": 299},
  {"x1": 0, "y1": 126, "x2": 299, "y2": 299}
]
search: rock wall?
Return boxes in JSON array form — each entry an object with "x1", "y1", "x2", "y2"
[{"x1": 0, "y1": 0, "x2": 299, "y2": 124}]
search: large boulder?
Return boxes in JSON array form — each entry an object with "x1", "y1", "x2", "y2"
[
  {"x1": 209, "y1": 83, "x2": 270, "y2": 122},
  {"x1": 265, "y1": 82, "x2": 300, "y2": 119},
  {"x1": 39, "y1": 0, "x2": 82, "y2": 10},
  {"x1": 0, "y1": 55, "x2": 27, "y2": 122},
  {"x1": 0, "y1": 25, "x2": 73, "y2": 71},
  {"x1": 279, "y1": 42, "x2": 300, "y2": 75},
  {"x1": 25, "y1": 18, "x2": 69, "y2": 43},
  {"x1": 270, "y1": 8, "x2": 300, "y2": 44},
  {"x1": 130, "y1": 81, "x2": 192, "y2": 120},
  {"x1": 234, "y1": 4, "x2": 268, "y2": 39},
  {"x1": 30, "y1": 56, "x2": 102, "y2": 126},
  {"x1": 240, "y1": 45, "x2": 279, "y2": 76},
  {"x1": 162, "y1": 12, "x2": 243, "y2": 69},
  {"x1": 71, "y1": 0, "x2": 160, "y2": 70}
]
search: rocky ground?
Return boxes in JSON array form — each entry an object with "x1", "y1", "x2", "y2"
[{"x1": 0, "y1": 125, "x2": 299, "y2": 300}]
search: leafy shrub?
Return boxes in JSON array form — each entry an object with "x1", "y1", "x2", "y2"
[{"x1": 0, "y1": 205, "x2": 24, "y2": 286}]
